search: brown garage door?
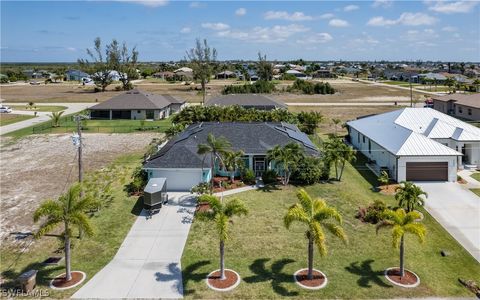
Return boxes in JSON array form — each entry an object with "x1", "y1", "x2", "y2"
[{"x1": 406, "y1": 162, "x2": 448, "y2": 181}]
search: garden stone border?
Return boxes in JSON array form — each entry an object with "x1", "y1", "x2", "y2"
[
  {"x1": 293, "y1": 268, "x2": 328, "y2": 290},
  {"x1": 384, "y1": 267, "x2": 420, "y2": 288},
  {"x1": 205, "y1": 269, "x2": 241, "y2": 292},
  {"x1": 49, "y1": 271, "x2": 86, "y2": 290}
]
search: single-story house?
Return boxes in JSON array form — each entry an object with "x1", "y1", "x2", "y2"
[
  {"x1": 65, "y1": 69, "x2": 90, "y2": 81},
  {"x1": 205, "y1": 94, "x2": 287, "y2": 110},
  {"x1": 286, "y1": 69, "x2": 308, "y2": 79},
  {"x1": 417, "y1": 72, "x2": 447, "y2": 83},
  {"x1": 216, "y1": 70, "x2": 236, "y2": 79},
  {"x1": 432, "y1": 93, "x2": 480, "y2": 121},
  {"x1": 347, "y1": 108, "x2": 480, "y2": 182},
  {"x1": 143, "y1": 122, "x2": 319, "y2": 191},
  {"x1": 88, "y1": 89, "x2": 186, "y2": 120}
]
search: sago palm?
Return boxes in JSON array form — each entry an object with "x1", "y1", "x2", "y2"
[
  {"x1": 376, "y1": 208, "x2": 426, "y2": 277},
  {"x1": 197, "y1": 133, "x2": 232, "y2": 189},
  {"x1": 284, "y1": 189, "x2": 347, "y2": 280},
  {"x1": 395, "y1": 181, "x2": 427, "y2": 212},
  {"x1": 33, "y1": 183, "x2": 95, "y2": 281},
  {"x1": 196, "y1": 194, "x2": 248, "y2": 280},
  {"x1": 48, "y1": 111, "x2": 65, "y2": 127},
  {"x1": 223, "y1": 150, "x2": 245, "y2": 183}
]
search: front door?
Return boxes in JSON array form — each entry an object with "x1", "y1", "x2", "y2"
[{"x1": 254, "y1": 157, "x2": 265, "y2": 177}]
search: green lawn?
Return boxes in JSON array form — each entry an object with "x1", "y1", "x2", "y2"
[
  {"x1": 9, "y1": 105, "x2": 67, "y2": 112},
  {"x1": 181, "y1": 155, "x2": 480, "y2": 298},
  {"x1": 470, "y1": 189, "x2": 480, "y2": 197},
  {"x1": 0, "y1": 154, "x2": 143, "y2": 298},
  {"x1": 0, "y1": 114, "x2": 35, "y2": 126},
  {"x1": 471, "y1": 173, "x2": 480, "y2": 182}
]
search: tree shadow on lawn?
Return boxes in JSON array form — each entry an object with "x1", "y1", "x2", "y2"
[
  {"x1": 244, "y1": 258, "x2": 299, "y2": 297},
  {"x1": 258, "y1": 184, "x2": 281, "y2": 193},
  {"x1": 351, "y1": 152, "x2": 381, "y2": 191},
  {"x1": 155, "y1": 260, "x2": 211, "y2": 296},
  {"x1": 1, "y1": 260, "x2": 64, "y2": 290},
  {"x1": 130, "y1": 196, "x2": 144, "y2": 216},
  {"x1": 345, "y1": 259, "x2": 392, "y2": 288}
]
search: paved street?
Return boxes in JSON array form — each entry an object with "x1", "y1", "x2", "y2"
[
  {"x1": 0, "y1": 103, "x2": 93, "y2": 135},
  {"x1": 72, "y1": 192, "x2": 196, "y2": 299}
]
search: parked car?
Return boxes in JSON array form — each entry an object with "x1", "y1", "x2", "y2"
[
  {"x1": 29, "y1": 81, "x2": 40, "y2": 85},
  {"x1": 0, "y1": 106, "x2": 12, "y2": 113}
]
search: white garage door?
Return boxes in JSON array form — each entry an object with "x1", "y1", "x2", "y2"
[{"x1": 152, "y1": 169, "x2": 203, "y2": 191}]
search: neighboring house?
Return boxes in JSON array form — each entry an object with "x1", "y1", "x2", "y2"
[
  {"x1": 418, "y1": 72, "x2": 447, "y2": 83},
  {"x1": 286, "y1": 69, "x2": 308, "y2": 79},
  {"x1": 347, "y1": 108, "x2": 480, "y2": 183},
  {"x1": 22, "y1": 69, "x2": 45, "y2": 79},
  {"x1": 65, "y1": 69, "x2": 90, "y2": 81},
  {"x1": 153, "y1": 71, "x2": 175, "y2": 80},
  {"x1": 312, "y1": 70, "x2": 336, "y2": 79},
  {"x1": 88, "y1": 89, "x2": 186, "y2": 120},
  {"x1": 216, "y1": 71, "x2": 236, "y2": 79},
  {"x1": 205, "y1": 94, "x2": 287, "y2": 110},
  {"x1": 143, "y1": 122, "x2": 319, "y2": 191},
  {"x1": 432, "y1": 93, "x2": 480, "y2": 121}
]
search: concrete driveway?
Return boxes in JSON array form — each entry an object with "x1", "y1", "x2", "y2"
[
  {"x1": 417, "y1": 182, "x2": 480, "y2": 262},
  {"x1": 73, "y1": 192, "x2": 196, "y2": 299}
]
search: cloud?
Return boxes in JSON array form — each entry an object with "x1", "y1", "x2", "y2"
[
  {"x1": 329, "y1": 19, "x2": 349, "y2": 27},
  {"x1": 297, "y1": 32, "x2": 333, "y2": 44},
  {"x1": 189, "y1": 2, "x2": 205, "y2": 8},
  {"x1": 401, "y1": 28, "x2": 439, "y2": 43},
  {"x1": 64, "y1": 16, "x2": 80, "y2": 20},
  {"x1": 217, "y1": 24, "x2": 310, "y2": 43},
  {"x1": 442, "y1": 26, "x2": 457, "y2": 32},
  {"x1": 264, "y1": 11, "x2": 313, "y2": 21},
  {"x1": 426, "y1": 1, "x2": 478, "y2": 14},
  {"x1": 319, "y1": 13, "x2": 335, "y2": 19},
  {"x1": 235, "y1": 8, "x2": 246, "y2": 16},
  {"x1": 372, "y1": 0, "x2": 393, "y2": 8},
  {"x1": 367, "y1": 12, "x2": 437, "y2": 26},
  {"x1": 344, "y1": 5, "x2": 359, "y2": 11},
  {"x1": 115, "y1": 0, "x2": 169, "y2": 7},
  {"x1": 66, "y1": 47, "x2": 77, "y2": 52},
  {"x1": 180, "y1": 27, "x2": 191, "y2": 33},
  {"x1": 201, "y1": 22, "x2": 230, "y2": 31}
]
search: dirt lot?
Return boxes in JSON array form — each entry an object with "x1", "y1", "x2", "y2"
[
  {"x1": 0, "y1": 78, "x2": 421, "y2": 104},
  {"x1": 0, "y1": 133, "x2": 160, "y2": 243}
]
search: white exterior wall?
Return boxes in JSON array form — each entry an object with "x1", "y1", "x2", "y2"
[
  {"x1": 465, "y1": 142, "x2": 480, "y2": 165},
  {"x1": 131, "y1": 109, "x2": 146, "y2": 120},
  {"x1": 153, "y1": 108, "x2": 171, "y2": 120},
  {"x1": 397, "y1": 156, "x2": 458, "y2": 182},
  {"x1": 349, "y1": 127, "x2": 398, "y2": 179}
]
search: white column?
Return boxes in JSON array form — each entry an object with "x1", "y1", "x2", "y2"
[
  {"x1": 109, "y1": 110, "x2": 112, "y2": 120},
  {"x1": 249, "y1": 156, "x2": 254, "y2": 170}
]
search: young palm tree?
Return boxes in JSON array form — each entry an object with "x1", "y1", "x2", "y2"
[
  {"x1": 395, "y1": 181, "x2": 427, "y2": 212},
  {"x1": 331, "y1": 118, "x2": 342, "y2": 135},
  {"x1": 284, "y1": 189, "x2": 347, "y2": 280},
  {"x1": 33, "y1": 183, "x2": 95, "y2": 281},
  {"x1": 376, "y1": 208, "x2": 426, "y2": 277},
  {"x1": 338, "y1": 143, "x2": 356, "y2": 181},
  {"x1": 48, "y1": 111, "x2": 65, "y2": 127},
  {"x1": 197, "y1": 133, "x2": 232, "y2": 189},
  {"x1": 267, "y1": 143, "x2": 304, "y2": 185},
  {"x1": 197, "y1": 194, "x2": 248, "y2": 280},
  {"x1": 223, "y1": 150, "x2": 245, "y2": 183}
]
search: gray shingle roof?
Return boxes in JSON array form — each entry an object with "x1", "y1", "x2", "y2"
[
  {"x1": 89, "y1": 89, "x2": 186, "y2": 110},
  {"x1": 144, "y1": 122, "x2": 318, "y2": 169},
  {"x1": 206, "y1": 94, "x2": 287, "y2": 109}
]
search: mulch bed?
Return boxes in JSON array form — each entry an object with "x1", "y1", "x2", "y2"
[
  {"x1": 51, "y1": 271, "x2": 84, "y2": 289},
  {"x1": 378, "y1": 184, "x2": 400, "y2": 195},
  {"x1": 196, "y1": 202, "x2": 211, "y2": 213},
  {"x1": 458, "y1": 178, "x2": 468, "y2": 184},
  {"x1": 207, "y1": 270, "x2": 239, "y2": 290},
  {"x1": 295, "y1": 269, "x2": 326, "y2": 288},
  {"x1": 386, "y1": 268, "x2": 419, "y2": 286}
]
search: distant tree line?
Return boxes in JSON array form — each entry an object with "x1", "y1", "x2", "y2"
[
  {"x1": 286, "y1": 79, "x2": 335, "y2": 94},
  {"x1": 222, "y1": 80, "x2": 276, "y2": 94}
]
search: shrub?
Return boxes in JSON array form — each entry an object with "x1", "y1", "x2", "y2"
[
  {"x1": 242, "y1": 169, "x2": 256, "y2": 185},
  {"x1": 287, "y1": 79, "x2": 335, "y2": 95},
  {"x1": 356, "y1": 200, "x2": 387, "y2": 224},
  {"x1": 0, "y1": 77, "x2": 8, "y2": 83},
  {"x1": 191, "y1": 182, "x2": 211, "y2": 195},
  {"x1": 222, "y1": 80, "x2": 276, "y2": 94},
  {"x1": 291, "y1": 156, "x2": 324, "y2": 184},
  {"x1": 126, "y1": 166, "x2": 148, "y2": 195},
  {"x1": 261, "y1": 169, "x2": 278, "y2": 184}
]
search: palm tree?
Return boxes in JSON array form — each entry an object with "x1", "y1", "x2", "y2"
[
  {"x1": 395, "y1": 181, "x2": 427, "y2": 213},
  {"x1": 331, "y1": 118, "x2": 342, "y2": 135},
  {"x1": 267, "y1": 143, "x2": 304, "y2": 185},
  {"x1": 223, "y1": 150, "x2": 245, "y2": 183},
  {"x1": 338, "y1": 143, "x2": 356, "y2": 181},
  {"x1": 48, "y1": 111, "x2": 65, "y2": 127},
  {"x1": 197, "y1": 133, "x2": 232, "y2": 190},
  {"x1": 197, "y1": 195, "x2": 248, "y2": 280},
  {"x1": 376, "y1": 208, "x2": 426, "y2": 277},
  {"x1": 284, "y1": 189, "x2": 347, "y2": 280},
  {"x1": 33, "y1": 183, "x2": 95, "y2": 281}
]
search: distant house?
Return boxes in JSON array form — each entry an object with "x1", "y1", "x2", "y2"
[
  {"x1": 312, "y1": 70, "x2": 336, "y2": 79},
  {"x1": 216, "y1": 71, "x2": 236, "y2": 79},
  {"x1": 347, "y1": 108, "x2": 480, "y2": 182},
  {"x1": 65, "y1": 69, "x2": 89, "y2": 81},
  {"x1": 432, "y1": 93, "x2": 480, "y2": 121},
  {"x1": 418, "y1": 72, "x2": 447, "y2": 83},
  {"x1": 143, "y1": 122, "x2": 319, "y2": 190},
  {"x1": 206, "y1": 94, "x2": 287, "y2": 110},
  {"x1": 88, "y1": 89, "x2": 186, "y2": 120},
  {"x1": 286, "y1": 69, "x2": 308, "y2": 79},
  {"x1": 152, "y1": 71, "x2": 175, "y2": 80}
]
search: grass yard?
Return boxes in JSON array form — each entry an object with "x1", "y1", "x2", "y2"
[
  {"x1": 470, "y1": 173, "x2": 480, "y2": 182},
  {"x1": 181, "y1": 154, "x2": 480, "y2": 298},
  {"x1": 0, "y1": 153, "x2": 144, "y2": 298},
  {"x1": 9, "y1": 105, "x2": 67, "y2": 112},
  {"x1": 470, "y1": 189, "x2": 480, "y2": 197},
  {"x1": 0, "y1": 113, "x2": 35, "y2": 126}
]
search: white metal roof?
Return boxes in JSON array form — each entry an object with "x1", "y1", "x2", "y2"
[{"x1": 346, "y1": 108, "x2": 477, "y2": 156}]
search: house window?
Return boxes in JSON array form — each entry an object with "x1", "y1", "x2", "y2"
[
  {"x1": 357, "y1": 132, "x2": 360, "y2": 143},
  {"x1": 468, "y1": 108, "x2": 472, "y2": 116},
  {"x1": 368, "y1": 140, "x2": 371, "y2": 153},
  {"x1": 458, "y1": 106, "x2": 463, "y2": 114},
  {"x1": 137, "y1": 110, "x2": 141, "y2": 113},
  {"x1": 362, "y1": 135, "x2": 366, "y2": 143}
]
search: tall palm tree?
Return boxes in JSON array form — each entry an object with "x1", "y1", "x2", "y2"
[
  {"x1": 267, "y1": 143, "x2": 304, "y2": 185},
  {"x1": 197, "y1": 133, "x2": 232, "y2": 189},
  {"x1": 33, "y1": 183, "x2": 95, "y2": 281},
  {"x1": 223, "y1": 150, "x2": 245, "y2": 183},
  {"x1": 284, "y1": 189, "x2": 347, "y2": 280},
  {"x1": 48, "y1": 111, "x2": 65, "y2": 127},
  {"x1": 338, "y1": 143, "x2": 356, "y2": 181},
  {"x1": 395, "y1": 181, "x2": 427, "y2": 213},
  {"x1": 197, "y1": 195, "x2": 248, "y2": 280},
  {"x1": 376, "y1": 208, "x2": 426, "y2": 277}
]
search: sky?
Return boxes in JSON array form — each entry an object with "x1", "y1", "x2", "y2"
[{"x1": 1, "y1": 0, "x2": 479, "y2": 62}]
